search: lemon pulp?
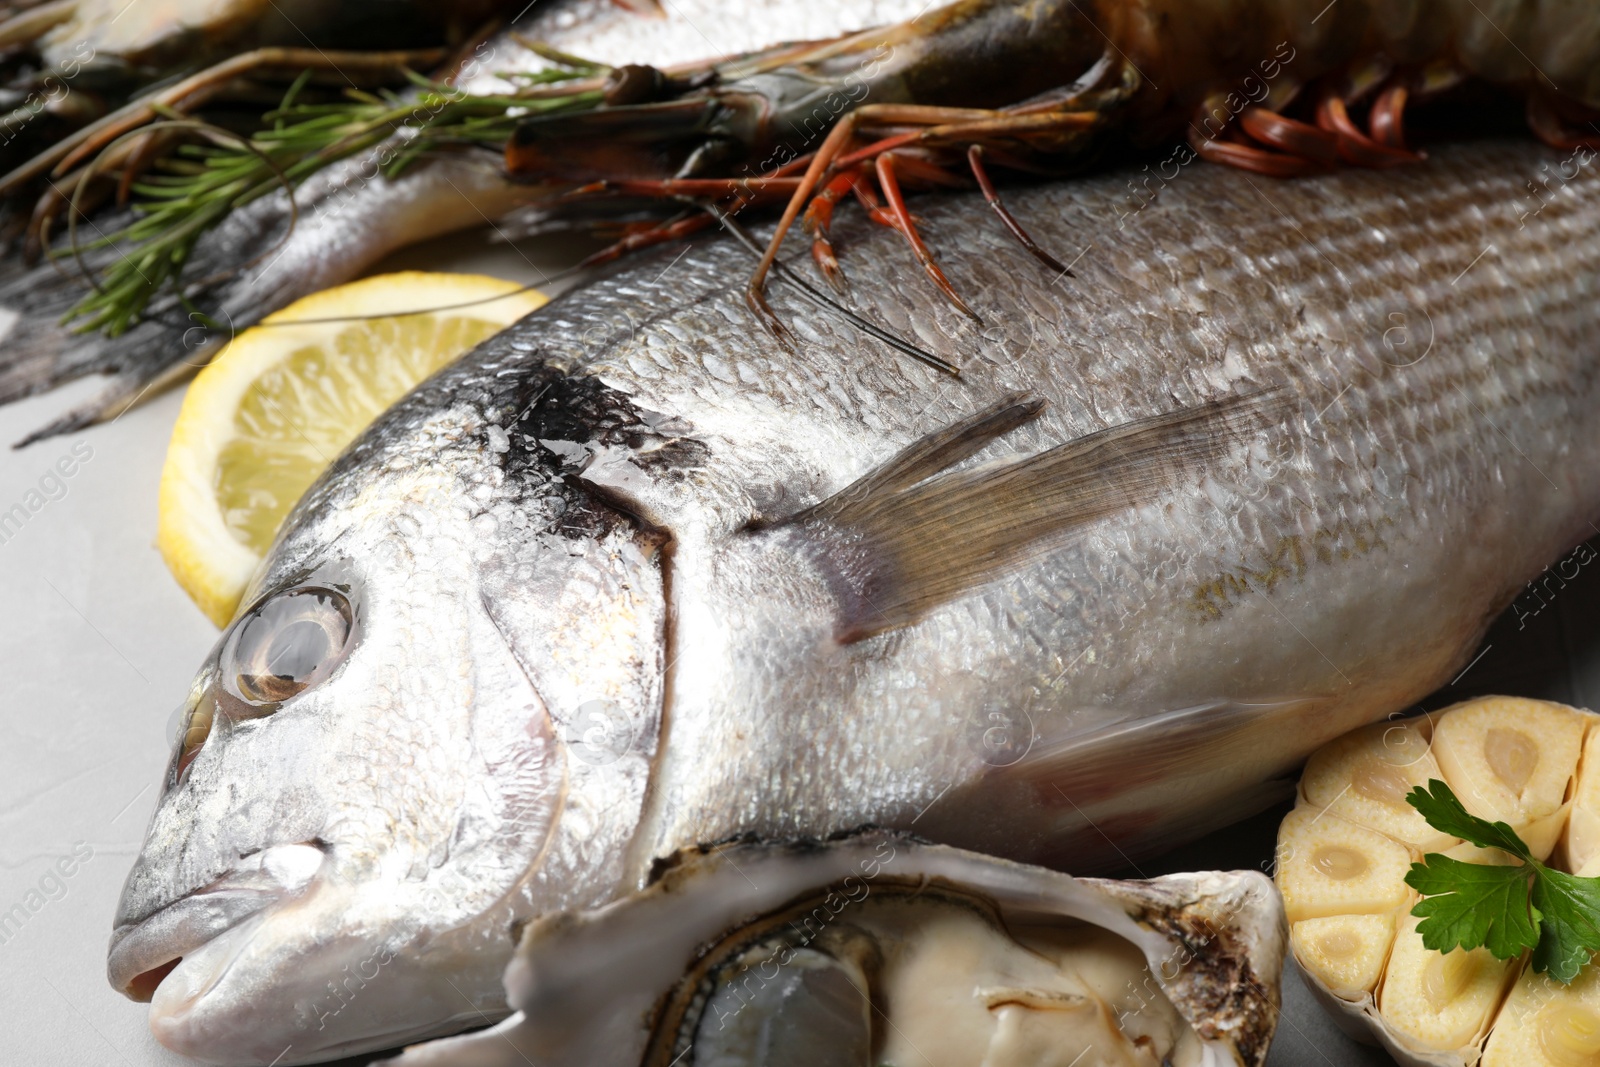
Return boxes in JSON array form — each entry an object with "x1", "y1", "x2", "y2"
[{"x1": 158, "y1": 272, "x2": 546, "y2": 626}]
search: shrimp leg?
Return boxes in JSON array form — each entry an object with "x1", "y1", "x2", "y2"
[
  {"x1": 968, "y1": 145, "x2": 1070, "y2": 278},
  {"x1": 803, "y1": 169, "x2": 868, "y2": 293},
  {"x1": 1314, "y1": 88, "x2": 1420, "y2": 168},
  {"x1": 577, "y1": 213, "x2": 716, "y2": 271},
  {"x1": 876, "y1": 153, "x2": 978, "y2": 321},
  {"x1": 1527, "y1": 93, "x2": 1600, "y2": 152},
  {"x1": 744, "y1": 102, "x2": 1103, "y2": 332}
]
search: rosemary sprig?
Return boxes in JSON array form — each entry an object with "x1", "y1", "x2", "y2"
[{"x1": 61, "y1": 57, "x2": 607, "y2": 337}]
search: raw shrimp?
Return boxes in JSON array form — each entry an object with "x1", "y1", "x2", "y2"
[{"x1": 493, "y1": 0, "x2": 1600, "y2": 321}]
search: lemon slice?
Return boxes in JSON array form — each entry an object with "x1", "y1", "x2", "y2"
[{"x1": 158, "y1": 271, "x2": 546, "y2": 626}]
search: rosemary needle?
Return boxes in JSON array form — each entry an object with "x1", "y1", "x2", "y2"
[{"x1": 61, "y1": 59, "x2": 607, "y2": 337}]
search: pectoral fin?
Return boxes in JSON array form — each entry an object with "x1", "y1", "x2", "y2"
[
  {"x1": 781, "y1": 391, "x2": 1286, "y2": 642},
  {"x1": 1006, "y1": 698, "x2": 1330, "y2": 801},
  {"x1": 935, "y1": 697, "x2": 1327, "y2": 871}
]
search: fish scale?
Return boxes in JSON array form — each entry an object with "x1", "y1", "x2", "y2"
[{"x1": 106, "y1": 139, "x2": 1600, "y2": 1064}]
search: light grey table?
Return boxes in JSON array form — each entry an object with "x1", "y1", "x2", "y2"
[{"x1": 1, "y1": 222, "x2": 1580, "y2": 1067}]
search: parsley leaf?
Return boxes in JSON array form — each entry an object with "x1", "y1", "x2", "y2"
[
  {"x1": 1404, "y1": 780, "x2": 1531, "y2": 860},
  {"x1": 1405, "y1": 778, "x2": 1600, "y2": 984},
  {"x1": 1530, "y1": 867, "x2": 1600, "y2": 983},
  {"x1": 1404, "y1": 855, "x2": 1539, "y2": 959}
]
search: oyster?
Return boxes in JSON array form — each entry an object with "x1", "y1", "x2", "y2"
[{"x1": 394, "y1": 831, "x2": 1286, "y2": 1067}]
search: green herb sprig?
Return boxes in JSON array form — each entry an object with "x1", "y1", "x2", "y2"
[
  {"x1": 1406, "y1": 779, "x2": 1600, "y2": 983},
  {"x1": 60, "y1": 56, "x2": 607, "y2": 337}
]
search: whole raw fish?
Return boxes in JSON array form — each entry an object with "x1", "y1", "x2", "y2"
[
  {"x1": 109, "y1": 139, "x2": 1600, "y2": 1064},
  {"x1": 0, "y1": 0, "x2": 929, "y2": 442}
]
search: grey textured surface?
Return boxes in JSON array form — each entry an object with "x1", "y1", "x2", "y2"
[{"x1": 3, "y1": 189, "x2": 1595, "y2": 1065}]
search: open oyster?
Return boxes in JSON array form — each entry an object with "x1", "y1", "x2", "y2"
[{"x1": 393, "y1": 831, "x2": 1286, "y2": 1066}]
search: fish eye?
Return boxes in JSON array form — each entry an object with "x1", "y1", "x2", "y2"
[{"x1": 225, "y1": 587, "x2": 354, "y2": 706}]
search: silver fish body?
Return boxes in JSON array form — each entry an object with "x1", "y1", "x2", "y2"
[{"x1": 111, "y1": 139, "x2": 1600, "y2": 1063}]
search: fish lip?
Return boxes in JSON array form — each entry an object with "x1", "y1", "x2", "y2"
[{"x1": 107, "y1": 842, "x2": 325, "y2": 1001}]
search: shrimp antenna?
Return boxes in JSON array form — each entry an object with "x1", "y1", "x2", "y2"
[
  {"x1": 245, "y1": 269, "x2": 591, "y2": 328},
  {"x1": 707, "y1": 206, "x2": 960, "y2": 378},
  {"x1": 246, "y1": 206, "x2": 961, "y2": 384}
]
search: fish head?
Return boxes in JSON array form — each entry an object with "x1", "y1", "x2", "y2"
[{"x1": 108, "y1": 375, "x2": 670, "y2": 1064}]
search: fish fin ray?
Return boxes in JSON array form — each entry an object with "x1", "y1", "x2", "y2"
[
  {"x1": 788, "y1": 390, "x2": 1288, "y2": 642},
  {"x1": 966, "y1": 697, "x2": 1328, "y2": 871},
  {"x1": 799, "y1": 391, "x2": 1047, "y2": 524},
  {"x1": 1007, "y1": 697, "x2": 1331, "y2": 794}
]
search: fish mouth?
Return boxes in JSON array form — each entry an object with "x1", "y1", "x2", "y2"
[{"x1": 108, "y1": 842, "x2": 325, "y2": 1002}]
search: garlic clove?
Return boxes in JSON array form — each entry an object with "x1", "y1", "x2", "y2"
[
  {"x1": 1277, "y1": 807, "x2": 1416, "y2": 921},
  {"x1": 1291, "y1": 913, "x2": 1397, "y2": 999},
  {"x1": 1302, "y1": 719, "x2": 1459, "y2": 852},
  {"x1": 1481, "y1": 954, "x2": 1600, "y2": 1067},
  {"x1": 1562, "y1": 729, "x2": 1600, "y2": 874},
  {"x1": 1378, "y1": 914, "x2": 1519, "y2": 1055},
  {"x1": 1431, "y1": 697, "x2": 1587, "y2": 859}
]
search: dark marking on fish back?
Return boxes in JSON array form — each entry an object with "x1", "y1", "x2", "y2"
[{"x1": 496, "y1": 364, "x2": 708, "y2": 535}]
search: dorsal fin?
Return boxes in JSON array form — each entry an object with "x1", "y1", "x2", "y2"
[
  {"x1": 798, "y1": 394, "x2": 1048, "y2": 524},
  {"x1": 778, "y1": 391, "x2": 1287, "y2": 642}
]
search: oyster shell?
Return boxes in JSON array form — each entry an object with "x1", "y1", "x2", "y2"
[{"x1": 394, "y1": 831, "x2": 1286, "y2": 1066}]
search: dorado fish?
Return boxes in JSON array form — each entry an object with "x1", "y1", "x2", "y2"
[
  {"x1": 0, "y1": 0, "x2": 930, "y2": 442},
  {"x1": 110, "y1": 138, "x2": 1600, "y2": 1064}
]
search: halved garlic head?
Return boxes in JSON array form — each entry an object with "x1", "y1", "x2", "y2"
[
  {"x1": 1276, "y1": 807, "x2": 1415, "y2": 921},
  {"x1": 1290, "y1": 914, "x2": 1395, "y2": 998},
  {"x1": 1482, "y1": 957, "x2": 1600, "y2": 1066},
  {"x1": 1302, "y1": 719, "x2": 1459, "y2": 851},
  {"x1": 1431, "y1": 697, "x2": 1586, "y2": 860},
  {"x1": 1281, "y1": 695, "x2": 1600, "y2": 1066},
  {"x1": 1564, "y1": 730, "x2": 1600, "y2": 873},
  {"x1": 1379, "y1": 915, "x2": 1518, "y2": 1053}
]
